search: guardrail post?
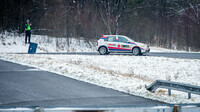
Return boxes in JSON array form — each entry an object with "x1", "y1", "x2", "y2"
[
  {"x1": 168, "y1": 89, "x2": 171, "y2": 96},
  {"x1": 173, "y1": 105, "x2": 178, "y2": 112},
  {"x1": 35, "y1": 107, "x2": 44, "y2": 112},
  {"x1": 188, "y1": 92, "x2": 191, "y2": 99},
  {"x1": 173, "y1": 105, "x2": 182, "y2": 112}
]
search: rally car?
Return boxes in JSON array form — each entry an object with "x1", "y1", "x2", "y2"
[{"x1": 97, "y1": 35, "x2": 150, "y2": 55}]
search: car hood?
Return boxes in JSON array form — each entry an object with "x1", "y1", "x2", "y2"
[{"x1": 131, "y1": 41, "x2": 147, "y2": 48}]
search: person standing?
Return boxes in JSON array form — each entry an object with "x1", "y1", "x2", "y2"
[{"x1": 25, "y1": 20, "x2": 32, "y2": 44}]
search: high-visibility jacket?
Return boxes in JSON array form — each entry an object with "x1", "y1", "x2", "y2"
[{"x1": 25, "y1": 24, "x2": 31, "y2": 31}]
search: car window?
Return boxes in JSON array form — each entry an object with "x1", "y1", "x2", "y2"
[
  {"x1": 104, "y1": 36, "x2": 108, "y2": 41},
  {"x1": 118, "y1": 37, "x2": 128, "y2": 43},
  {"x1": 105, "y1": 36, "x2": 116, "y2": 42}
]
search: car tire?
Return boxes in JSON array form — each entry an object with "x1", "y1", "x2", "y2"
[
  {"x1": 106, "y1": 52, "x2": 110, "y2": 55},
  {"x1": 132, "y1": 47, "x2": 141, "y2": 56},
  {"x1": 99, "y1": 46, "x2": 107, "y2": 55}
]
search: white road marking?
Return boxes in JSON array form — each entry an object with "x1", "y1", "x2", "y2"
[{"x1": 0, "y1": 68, "x2": 41, "y2": 72}]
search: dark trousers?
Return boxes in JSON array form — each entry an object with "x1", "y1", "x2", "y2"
[{"x1": 25, "y1": 30, "x2": 31, "y2": 44}]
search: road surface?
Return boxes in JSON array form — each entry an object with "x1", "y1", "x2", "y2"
[
  {"x1": 14, "y1": 52, "x2": 200, "y2": 59},
  {"x1": 147, "y1": 52, "x2": 200, "y2": 59},
  {"x1": 0, "y1": 59, "x2": 166, "y2": 107}
]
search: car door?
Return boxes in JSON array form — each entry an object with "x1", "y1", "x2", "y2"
[
  {"x1": 118, "y1": 36, "x2": 132, "y2": 52},
  {"x1": 104, "y1": 36, "x2": 118, "y2": 51}
]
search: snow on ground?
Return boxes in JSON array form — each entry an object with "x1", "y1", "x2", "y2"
[
  {"x1": 150, "y1": 46, "x2": 200, "y2": 53},
  {"x1": 0, "y1": 31, "x2": 95, "y2": 53},
  {"x1": 1, "y1": 32, "x2": 200, "y2": 104},
  {"x1": 1, "y1": 31, "x2": 199, "y2": 53},
  {"x1": 0, "y1": 53, "x2": 199, "y2": 104}
]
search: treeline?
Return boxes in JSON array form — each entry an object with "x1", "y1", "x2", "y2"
[{"x1": 0, "y1": 0, "x2": 200, "y2": 51}]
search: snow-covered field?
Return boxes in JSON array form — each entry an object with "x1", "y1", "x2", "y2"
[
  {"x1": 0, "y1": 32, "x2": 95, "y2": 53},
  {"x1": 0, "y1": 53, "x2": 200, "y2": 104},
  {"x1": 0, "y1": 32, "x2": 200, "y2": 104},
  {"x1": 1, "y1": 31, "x2": 198, "y2": 53}
]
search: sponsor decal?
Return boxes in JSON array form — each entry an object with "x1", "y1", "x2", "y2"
[
  {"x1": 108, "y1": 44, "x2": 116, "y2": 46},
  {"x1": 128, "y1": 42, "x2": 137, "y2": 45},
  {"x1": 121, "y1": 45, "x2": 130, "y2": 48},
  {"x1": 108, "y1": 46, "x2": 131, "y2": 51}
]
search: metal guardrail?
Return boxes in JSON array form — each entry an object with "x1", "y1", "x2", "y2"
[
  {"x1": 146, "y1": 80, "x2": 200, "y2": 99},
  {"x1": 0, "y1": 105, "x2": 200, "y2": 112}
]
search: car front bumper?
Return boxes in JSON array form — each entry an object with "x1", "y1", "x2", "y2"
[
  {"x1": 141, "y1": 47, "x2": 150, "y2": 53},
  {"x1": 145, "y1": 47, "x2": 150, "y2": 52}
]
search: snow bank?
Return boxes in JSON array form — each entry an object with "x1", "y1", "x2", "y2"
[
  {"x1": 1, "y1": 32, "x2": 200, "y2": 104},
  {"x1": 0, "y1": 53, "x2": 199, "y2": 104},
  {"x1": 150, "y1": 46, "x2": 200, "y2": 53},
  {"x1": 0, "y1": 31, "x2": 96, "y2": 53},
  {"x1": 1, "y1": 32, "x2": 198, "y2": 53}
]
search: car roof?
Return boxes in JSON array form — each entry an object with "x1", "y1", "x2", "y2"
[
  {"x1": 102, "y1": 35, "x2": 135, "y2": 42},
  {"x1": 103, "y1": 35, "x2": 127, "y2": 37}
]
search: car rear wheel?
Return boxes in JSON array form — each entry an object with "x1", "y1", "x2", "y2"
[
  {"x1": 132, "y1": 47, "x2": 141, "y2": 56},
  {"x1": 99, "y1": 47, "x2": 107, "y2": 55}
]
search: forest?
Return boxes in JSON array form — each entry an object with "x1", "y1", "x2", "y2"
[{"x1": 0, "y1": 0, "x2": 200, "y2": 51}]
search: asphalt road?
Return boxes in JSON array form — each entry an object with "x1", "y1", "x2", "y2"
[
  {"x1": 0, "y1": 60, "x2": 166, "y2": 107},
  {"x1": 27, "y1": 52, "x2": 200, "y2": 59},
  {"x1": 147, "y1": 52, "x2": 200, "y2": 59}
]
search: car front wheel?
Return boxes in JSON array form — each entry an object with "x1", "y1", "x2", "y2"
[
  {"x1": 106, "y1": 52, "x2": 110, "y2": 55},
  {"x1": 132, "y1": 47, "x2": 141, "y2": 56},
  {"x1": 99, "y1": 47, "x2": 107, "y2": 55}
]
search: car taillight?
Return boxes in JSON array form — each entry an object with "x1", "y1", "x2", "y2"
[{"x1": 97, "y1": 42, "x2": 98, "y2": 46}]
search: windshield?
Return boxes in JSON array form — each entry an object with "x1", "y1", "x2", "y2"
[{"x1": 125, "y1": 36, "x2": 135, "y2": 42}]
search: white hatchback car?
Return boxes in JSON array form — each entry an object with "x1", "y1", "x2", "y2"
[{"x1": 97, "y1": 35, "x2": 150, "y2": 55}]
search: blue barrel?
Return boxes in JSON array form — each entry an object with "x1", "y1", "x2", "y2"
[{"x1": 28, "y1": 42, "x2": 38, "y2": 54}]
